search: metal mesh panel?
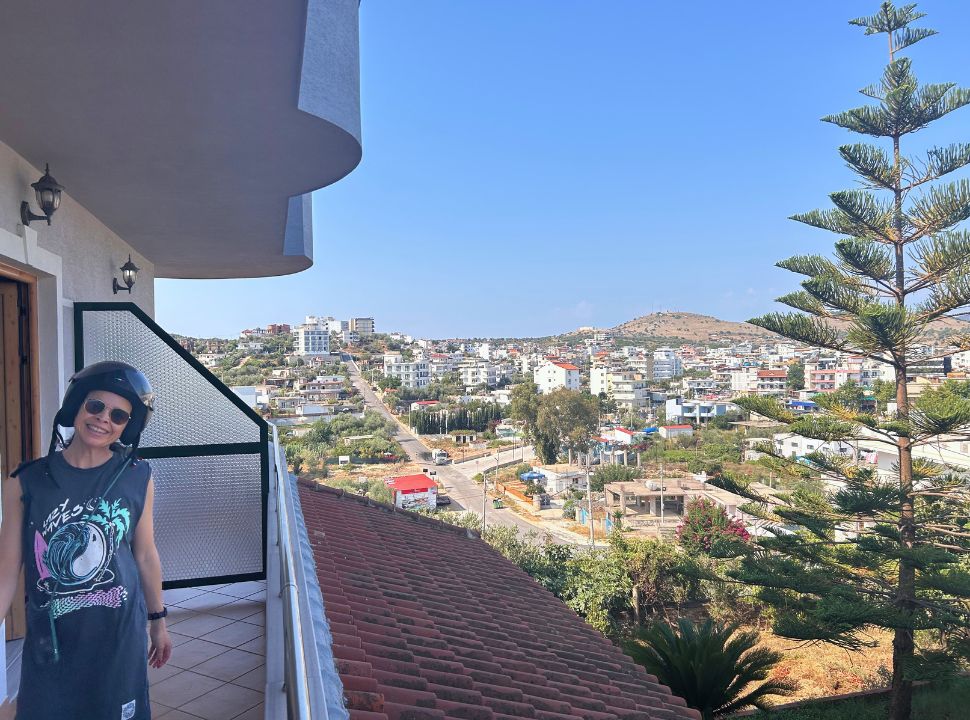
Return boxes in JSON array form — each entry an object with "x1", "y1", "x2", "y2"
[
  {"x1": 80, "y1": 309, "x2": 259, "y2": 447},
  {"x1": 150, "y1": 454, "x2": 264, "y2": 582}
]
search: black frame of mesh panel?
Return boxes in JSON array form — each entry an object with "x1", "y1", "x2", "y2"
[{"x1": 74, "y1": 302, "x2": 269, "y2": 589}]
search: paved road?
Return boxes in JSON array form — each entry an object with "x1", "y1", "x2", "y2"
[{"x1": 345, "y1": 357, "x2": 570, "y2": 539}]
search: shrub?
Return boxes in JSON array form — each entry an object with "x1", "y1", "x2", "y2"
[{"x1": 677, "y1": 498, "x2": 750, "y2": 557}]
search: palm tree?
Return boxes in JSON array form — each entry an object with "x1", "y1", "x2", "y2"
[{"x1": 623, "y1": 619, "x2": 795, "y2": 719}]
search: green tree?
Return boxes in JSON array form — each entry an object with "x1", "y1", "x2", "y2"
[
  {"x1": 509, "y1": 381, "x2": 560, "y2": 460},
  {"x1": 590, "y1": 464, "x2": 641, "y2": 492},
  {"x1": 872, "y1": 377, "x2": 897, "y2": 410},
  {"x1": 623, "y1": 620, "x2": 795, "y2": 719},
  {"x1": 728, "y1": 6, "x2": 970, "y2": 718},
  {"x1": 536, "y1": 389, "x2": 600, "y2": 464},
  {"x1": 786, "y1": 361, "x2": 805, "y2": 390},
  {"x1": 827, "y1": 378, "x2": 867, "y2": 411}
]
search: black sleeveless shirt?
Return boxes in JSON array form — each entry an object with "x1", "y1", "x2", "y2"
[{"x1": 14, "y1": 451, "x2": 151, "y2": 720}]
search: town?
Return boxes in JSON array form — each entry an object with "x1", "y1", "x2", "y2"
[
  {"x1": 179, "y1": 310, "x2": 969, "y2": 548},
  {"x1": 3, "y1": 2, "x2": 969, "y2": 719}
]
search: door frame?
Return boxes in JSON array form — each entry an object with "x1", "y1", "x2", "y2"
[{"x1": 0, "y1": 261, "x2": 40, "y2": 642}]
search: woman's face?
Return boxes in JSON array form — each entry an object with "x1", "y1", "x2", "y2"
[{"x1": 72, "y1": 390, "x2": 133, "y2": 450}]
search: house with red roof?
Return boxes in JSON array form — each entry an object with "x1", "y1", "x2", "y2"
[
  {"x1": 386, "y1": 474, "x2": 439, "y2": 511},
  {"x1": 298, "y1": 481, "x2": 702, "y2": 720},
  {"x1": 659, "y1": 424, "x2": 694, "y2": 440},
  {"x1": 534, "y1": 359, "x2": 581, "y2": 394},
  {"x1": 607, "y1": 427, "x2": 641, "y2": 446}
]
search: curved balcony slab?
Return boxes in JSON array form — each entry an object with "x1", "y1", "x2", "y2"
[{"x1": 0, "y1": 0, "x2": 362, "y2": 278}]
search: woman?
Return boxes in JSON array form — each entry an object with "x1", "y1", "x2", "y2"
[{"x1": 0, "y1": 361, "x2": 172, "y2": 719}]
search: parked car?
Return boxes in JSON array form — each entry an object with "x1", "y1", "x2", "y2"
[{"x1": 436, "y1": 495, "x2": 452, "y2": 507}]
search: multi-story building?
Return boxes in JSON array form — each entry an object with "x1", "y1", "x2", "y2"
[
  {"x1": 665, "y1": 397, "x2": 739, "y2": 425},
  {"x1": 384, "y1": 355, "x2": 431, "y2": 388},
  {"x1": 350, "y1": 317, "x2": 375, "y2": 336},
  {"x1": 294, "y1": 321, "x2": 330, "y2": 356},
  {"x1": 754, "y1": 369, "x2": 788, "y2": 396},
  {"x1": 628, "y1": 354, "x2": 654, "y2": 377},
  {"x1": 590, "y1": 368, "x2": 649, "y2": 409},
  {"x1": 652, "y1": 348, "x2": 683, "y2": 380},
  {"x1": 534, "y1": 360, "x2": 580, "y2": 393},
  {"x1": 457, "y1": 360, "x2": 498, "y2": 388},
  {"x1": 326, "y1": 318, "x2": 349, "y2": 334}
]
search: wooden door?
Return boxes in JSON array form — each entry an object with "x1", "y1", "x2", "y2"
[{"x1": 0, "y1": 278, "x2": 33, "y2": 640}]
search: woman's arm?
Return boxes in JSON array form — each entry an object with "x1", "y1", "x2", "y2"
[
  {"x1": 132, "y1": 477, "x2": 172, "y2": 668},
  {"x1": 0, "y1": 475, "x2": 24, "y2": 621}
]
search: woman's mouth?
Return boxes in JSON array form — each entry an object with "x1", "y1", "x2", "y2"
[{"x1": 86, "y1": 424, "x2": 110, "y2": 436}]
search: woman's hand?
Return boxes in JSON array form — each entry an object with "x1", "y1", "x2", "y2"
[{"x1": 148, "y1": 620, "x2": 173, "y2": 668}]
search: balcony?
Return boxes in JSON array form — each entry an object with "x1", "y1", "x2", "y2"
[
  {"x1": 6, "y1": 427, "x2": 341, "y2": 720},
  {"x1": 6, "y1": 304, "x2": 343, "y2": 719}
]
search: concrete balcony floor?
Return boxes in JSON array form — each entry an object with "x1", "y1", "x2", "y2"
[{"x1": 5, "y1": 580, "x2": 268, "y2": 720}]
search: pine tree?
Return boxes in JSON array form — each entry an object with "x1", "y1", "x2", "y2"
[{"x1": 720, "y1": 5, "x2": 970, "y2": 719}]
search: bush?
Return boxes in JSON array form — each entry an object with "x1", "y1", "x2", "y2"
[{"x1": 677, "y1": 498, "x2": 750, "y2": 557}]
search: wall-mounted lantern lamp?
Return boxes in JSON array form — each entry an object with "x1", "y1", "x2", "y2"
[
  {"x1": 112, "y1": 255, "x2": 140, "y2": 294},
  {"x1": 20, "y1": 164, "x2": 64, "y2": 227}
]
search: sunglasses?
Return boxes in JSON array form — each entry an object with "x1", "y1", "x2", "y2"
[{"x1": 83, "y1": 399, "x2": 131, "y2": 426}]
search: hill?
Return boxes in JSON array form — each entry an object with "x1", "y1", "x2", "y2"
[
  {"x1": 596, "y1": 311, "x2": 970, "y2": 346},
  {"x1": 609, "y1": 312, "x2": 779, "y2": 344}
]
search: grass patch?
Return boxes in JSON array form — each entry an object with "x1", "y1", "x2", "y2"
[{"x1": 751, "y1": 677, "x2": 970, "y2": 719}]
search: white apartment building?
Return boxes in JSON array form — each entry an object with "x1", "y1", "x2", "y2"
[
  {"x1": 666, "y1": 397, "x2": 739, "y2": 425},
  {"x1": 628, "y1": 354, "x2": 654, "y2": 377},
  {"x1": 350, "y1": 317, "x2": 375, "y2": 336},
  {"x1": 534, "y1": 360, "x2": 581, "y2": 393},
  {"x1": 729, "y1": 367, "x2": 759, "y2": 393},
  {"x1": 591, "y1": 368, "x2": 649, "y2": 409},
  {"x1": 326, "y1": 318, "x2": 349, "y2": 334},
  {"x1": 683, "y1": 378, "x2": 719, "y2": 397},
  {"x1": 458, "y1": 360, "x2": 498, "y2": 388},
  {"x1": 294, "y1": 321, "x2": 330, "y2": 356},
  {"x1": 773, "y1": 433, "x2": 854, "y2": 459},
  {"x1": 653, "y1": 348, "x2": 683, "y2": 380},
  {"x1": 383, "y1": 354, "x2": 430, "y2": 388}
]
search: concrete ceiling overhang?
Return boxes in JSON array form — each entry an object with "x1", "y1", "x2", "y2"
[{"x1": 0, "y1": 0, "x2": 362, "y2": 278}]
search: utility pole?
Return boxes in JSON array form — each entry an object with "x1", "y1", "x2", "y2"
[
  {"x1": 481, "y1": 471, "x2": 487, "y2": 533},
  {"x1": 660, "y1": 462, "x2": 666, "y2": 528},
  {"x1": 586, "y1": 452, "x2": 595, "y2": 548}
]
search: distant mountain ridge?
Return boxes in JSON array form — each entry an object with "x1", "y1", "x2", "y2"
[
  {"x1": 607, "y1": 312, "x2": 777, "y2": 344},
  {"x1": 563, "y1": 311, "x2": 970, "y2": 346}
]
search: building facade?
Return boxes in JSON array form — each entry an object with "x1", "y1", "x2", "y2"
[{"x1": 534, "y1": 360, "x2": 580, "y2": 393}]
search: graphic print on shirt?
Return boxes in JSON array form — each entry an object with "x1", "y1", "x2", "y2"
[{"x1": 35, "y1": 496, "x2": 132, "y2": 619}]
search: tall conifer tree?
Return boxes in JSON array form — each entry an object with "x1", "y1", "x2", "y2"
[{"x1": 720, "y1": 5, "x2": 970, "y2": 719}]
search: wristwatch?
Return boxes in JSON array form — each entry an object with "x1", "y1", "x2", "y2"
[{"x1": 148, "y1": 607, "x2": 168, "y2": 621}]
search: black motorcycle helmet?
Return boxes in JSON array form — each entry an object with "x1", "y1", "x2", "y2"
[{"x1": 50, "y1": 361, "x2": 155, "y2": 453}]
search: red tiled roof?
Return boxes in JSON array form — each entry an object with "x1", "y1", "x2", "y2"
[
  {"x1": 661, "y1": 425, "x2": 692, "y2": 430},
  {"x1": 298, "y1": 483, "x2": 700, "y2": 720},
  {"x1": 388, "y1": 475, "x2": 438, "y2": 492},
  {"x1": 756, "y1": 370, "x2": 787, "y2": 378},
  {"x1": 552, "y1": 362, "x2": 580, "y2": 371}
]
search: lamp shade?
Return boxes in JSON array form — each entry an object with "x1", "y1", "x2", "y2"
[
  {"x1": 31, "y1": 164, "x2": 64, "y2": 220},
  {"x1": 120, "y1": 255, "x2": 139, "y2": 288}
]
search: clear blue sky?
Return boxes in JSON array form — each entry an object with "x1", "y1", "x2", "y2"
[{"x1": 156, "y1": 0, "x2": 970, "y2": 340}]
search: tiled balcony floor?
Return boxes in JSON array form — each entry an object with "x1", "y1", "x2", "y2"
[
  {"x1": 151, "y1": 580, "x2": 267, "y2": 719},
  {"x1": 4, "y1": 580, "x2": 267, "y2": 718}
]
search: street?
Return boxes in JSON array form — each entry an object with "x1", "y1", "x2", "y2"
[{"x1": 345, "y1": 357, "x2": 578, "y2": 541}]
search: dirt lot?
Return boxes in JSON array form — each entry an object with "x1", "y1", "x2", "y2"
[{"x1": 759, "y1": 628, "x2": 894, "y2": 700}]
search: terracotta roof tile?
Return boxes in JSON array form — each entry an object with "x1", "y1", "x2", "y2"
[{"x1": 298, "y1": 482, "x2": 701, "y2": 720}]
